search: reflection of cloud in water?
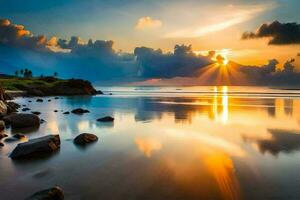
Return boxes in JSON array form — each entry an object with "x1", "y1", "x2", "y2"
[
  {"x1": 244, "y1": 129, "x2": 300, "y2": 156},
  {"x1": 166, "y1": 128, "x2": 245, "y2": 157},
  {"x1": 135, "y1": 137, "x2": 162, "y2": 157}
]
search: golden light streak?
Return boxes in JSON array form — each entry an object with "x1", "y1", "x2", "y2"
[{"x1": 205, "y1": 153, "x2": 242, "y2": 200}]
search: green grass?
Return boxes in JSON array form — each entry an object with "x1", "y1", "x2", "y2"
[{"x1": 0, "y1": 77, "x2": 67, "y2": 90}]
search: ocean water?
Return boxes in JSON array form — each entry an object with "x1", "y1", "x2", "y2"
[{"x1": 1, "y1": 86, "x2": 300, "y2": 199}]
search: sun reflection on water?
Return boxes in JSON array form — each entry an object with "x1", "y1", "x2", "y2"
[{"x1": 212, "y1": 86, "x2": 229, "y2": 124}]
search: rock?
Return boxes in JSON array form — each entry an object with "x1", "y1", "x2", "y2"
[
  {"x1": 32, "y1": 111, "x2": 41, "y2": 115},
  {"x1": 36, "y1": 99, "x2": 43, "y2": 102},
  {"x1": 40, "y1": 119, "x2": 46, "y2": 124},
  {"x1": 3, "y1": 114, "x2": 40, "y2": 128},
  {"x1": 10, "y1": 135, "x2": 60, "y2": 159},
  {"x1": 63, "y1": 112, "x2": 70, "y2": 115},
  {"x1": 0, "y1": 120, "x2": 5, "y2": 130},
  {"x1": 25, "y1": 186, "x2": 64, "y2": 200},
  {"x1": 0, "y1": 132, "x2": 8, "y2": 139},
  {"x1": 71, "y1": 108, "x2": 89, "y2": 114},
  {"x1": 6, "y1": 101, "x2": 21, "y2": 114},
  {"x1": 28, "y1": 100, "x2": 32, "y2": 103},
  {"x1": 22, "y1": 104, "x2": 26, "y2": 107},
  {"x1": 74, "y1": 133, "x2": 98, "y2": 145},
  {"x1": 13, "y1": 133, "x2": 25, "y2": 139},
  {"x1": 0, "y1": 100, "x2": 7, "y2": 116},
  {"x1": 54, "y1": 97, "x2": 59, "y2": 99},
  {"x1": 48, "y1": 99, "x2": 51, "y2": 102},
  {"x1": 97, "y1": 116, "x2": 114, "y2": 122},
  {"x1": 54, "y1": 110, "x2": 58, "y2": 112},
  {"x1": 96, "y1": 90, "x2": 104, "y2": 95},
  {"x1": 0, "y1": 142, "x2": 3, "y2": 147},
  {"x1": 22, "y1": 108, "x2": 31, "y2": 111}
]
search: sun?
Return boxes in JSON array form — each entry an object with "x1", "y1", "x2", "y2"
[{"x1": 215, "y1": 49, "x2": 230, "y2": 66}]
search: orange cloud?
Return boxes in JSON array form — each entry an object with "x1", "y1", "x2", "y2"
[{"x1": 135, "y1": 16, "x2": 162, "y2": 30}]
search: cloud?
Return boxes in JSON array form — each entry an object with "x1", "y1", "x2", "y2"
[
  {"x1": 0, "y1": 19, "x2": 53, "y2": 51},
  {"x1": 135, "y1": 16, "x2": 162, "y2": 30},
  {"x1": 164, "y1": 4, "x2": 268, "y2": 38},
  {"x1": 2, "y1": 18, "x2": 300, "y2": 86},
  {"x1": 242, "y1": 21, "x2": 300, "y2": 45},
  {"x1": 134, "y1": 44, "x2": 212, "y2": 78}
]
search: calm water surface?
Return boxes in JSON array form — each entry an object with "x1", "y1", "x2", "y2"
[{"x1": 1, "y1": 86, "x2": 300, "y2": 200}]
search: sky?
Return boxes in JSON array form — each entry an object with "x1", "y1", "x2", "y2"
[{"x1": 0, "y1": 0, "x2": 300, "y2": 85}]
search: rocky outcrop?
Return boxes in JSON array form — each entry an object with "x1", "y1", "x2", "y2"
[
  {"x1": 3, "y1": 113, "x2": 40, "y2": 128},
  {"x1": 25, "y1": 186, "x2": 64, "y2": 200},
  {"x1": 71, "y1": 108, "x2": 90, "y2": 115},
  {"x1": 22, "y1": 79, "x2": 98, "y2": 96},
  {"x1": 10, "y1": 135, "x2": 60, "y2": 159},
  {"x1": 97, "y1": 116, "x2": 114, "y2": 122},
  {"x1": 74, "y1": 133, "x2": 98, "y2": 145}
]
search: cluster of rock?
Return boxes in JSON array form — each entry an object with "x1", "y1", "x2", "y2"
[{"x1": 0, "y1": 86, "x2": 115, "y2": 198}]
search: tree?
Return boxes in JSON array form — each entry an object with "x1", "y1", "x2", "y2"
[
  {"x1": 20, "y1": 69, "x2": 24, "y2": 75},
  {"x1": 15, "y1": 70, "x2": 19, "y2": 77},
  {"x1": 54, "y1": 72, "x2": 58, "y2": 77}
]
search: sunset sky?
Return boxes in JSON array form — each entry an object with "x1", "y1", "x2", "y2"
[
  {"x1": 1, "y1": 0, "x2": 300, "y2": 85},
  {"x1": 1, "y1": 0, "x2": 300, "y2": 65}
]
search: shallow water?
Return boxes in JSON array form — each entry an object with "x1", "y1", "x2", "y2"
[{"x1": 1, "y1": 86, "x2": 300, "y2": 199}]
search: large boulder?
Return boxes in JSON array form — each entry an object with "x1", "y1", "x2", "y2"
[
  {"x1": 74, "y1": 133, "x2": 98, "y2": 145},
  {"x1": 25, "y1": 186, "x2": 64, "y2": 200},
  {"x1": 10, "y1": 135, "x2": 60, "y2": 159},
  {"x1": 3, "y1": 114, "x2": 40, "y2": 128},
  {"x1": 71, "y1": 108, "x2": 89, "y2": 115}
]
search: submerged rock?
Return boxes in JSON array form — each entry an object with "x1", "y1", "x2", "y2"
[
  {"x1": 71, "y1": 108, "x2": 90, "y2": 114},
  {"x1": 10, "y1": 135, "x2": 60, "y2": 159},
  {"x1": 74, "y1": 133, "x2": 98, "y2": 145},
  {"x1": 32, "y1": 111, "x2": 41, "y2": 115},
  {"x1": 3, "y1": 114, "x2": 40, "y2": 128},
  {"x1": 25, "y1": 186, "x2": 64, "y2": 200},
  {"x1": 97, "y1": 116, "x2": 114, "y2": 122},
  {"x1": 22, "y1": 108, "x2": 31, "y2": 111}
]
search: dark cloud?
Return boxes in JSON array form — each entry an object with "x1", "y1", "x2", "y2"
[
  {"x1": 134, "y1": 44, "x2": 212, "y2": 78},
  {"x1": 242, "y1": 21, "x2": 300, "y2": 45}
]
